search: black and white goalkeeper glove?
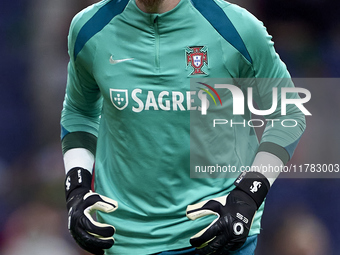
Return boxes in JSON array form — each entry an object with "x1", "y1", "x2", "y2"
[
  {"x1": 186, "y1": 172, "x2": 270, "y2": 255},
  {"x1": 65, "y1": 167, "x2": 118, "y2": 255}
]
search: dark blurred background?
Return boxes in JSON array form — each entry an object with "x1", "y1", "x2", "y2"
[{"x1": 0, "y1": 0, "x2": 339, "y2": 254}]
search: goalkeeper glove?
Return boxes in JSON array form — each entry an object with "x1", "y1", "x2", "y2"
[
  {"x1": 65, "y1": 167, "x2": 118, "y2": 255},
  {"x1": 186, "y1": 171, "x2": 270, "y2": 255}
]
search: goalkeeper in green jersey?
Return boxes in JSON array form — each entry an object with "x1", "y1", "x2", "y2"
[{"x1": 60, "y1": 0, "x2": 306, "y2": 254}]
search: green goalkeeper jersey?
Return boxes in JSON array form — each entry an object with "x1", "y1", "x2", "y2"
[{"x1": 61, "y1": 0, "x2": 305, "y2": 254}]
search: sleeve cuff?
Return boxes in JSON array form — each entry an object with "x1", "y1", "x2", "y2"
[
  {"x1": 257, "y1": 142, "x2": 290, "y2": 165},
  {"x1": 61, "y1": 131, "x2": 97, "y2": 156}
]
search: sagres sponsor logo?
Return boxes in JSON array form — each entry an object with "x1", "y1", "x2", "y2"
[
  {"x1": 109, "y1": 79, "x2": 312, "y2": 119},
  {"x1": 109, "y1": 85, "x2": 208, "y2": 113},
  {"x1": 110, "y1": 89, "x2": 128, "y2": 110}
]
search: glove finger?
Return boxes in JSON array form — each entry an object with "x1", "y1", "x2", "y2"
[
  {"x1": 81, "y1": 213, "x2": 116, "y2": 238},
  {"x1": 196, "y1": 234, "x2": 228, "y2": 255},
  {"x1": 190, "y1": 218, "x2": 221, "y2": 248},
  {"x1": 186, "y1": 196, "x2": 227, "y2": 220},
  {"x1": 72, "y1": 226, "x2": 114, "y2": 255},
  {"x1": 84, "y1": 192, "x2": 118, "y2": 213}
]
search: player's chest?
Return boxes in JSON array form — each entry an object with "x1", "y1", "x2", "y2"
[
  {"x1": 93, "y1": 22, "x2": 248, "y2": 114},
  {"x1": 90, "y1": 23, "x2": 247, "y2": 116},
  {"x1": 92, "y1": 24, "x2": 242, "y2": 90}
]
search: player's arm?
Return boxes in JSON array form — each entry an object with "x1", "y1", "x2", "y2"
[
  {"x1": 225, "y1": 2, "x2": 306, "y2": 180},
  {"x1": 186, "y1": 5, "x2": 306, "y2": 254},
  {"x1": 242, "y1": 8, "x2": 306, "y2": 182},
  {"x1": 61, "y1": 14, "x2": 118, "y2": 255},
  {"x1": 62, "y1": 147, "x2": 118, "y2": 255}
]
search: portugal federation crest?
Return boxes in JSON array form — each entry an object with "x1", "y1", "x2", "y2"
[
  {"x1": 110, "y1": 89, "x2": 128, "y2": 110},
  {"x1": 186, "y1": 46, "x2": 208, "y2": 76}
]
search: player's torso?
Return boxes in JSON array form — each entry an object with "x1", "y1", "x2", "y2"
[
  {"x1": 83, "y1": 0, "x2": 256, "y2": 181},
  {"x1": 73, "y1": 2, "x2": 262, "y2": 253},
  {"x1": 89, "y1": 0, "x2": 247, "y2": 119}
]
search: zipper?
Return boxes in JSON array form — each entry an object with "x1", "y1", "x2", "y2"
[{"x1": 153, "y1": 16, "x2": 160, "y2": 71}]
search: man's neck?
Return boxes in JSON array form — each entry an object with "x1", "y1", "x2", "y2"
[{"x1": 135, "y1": 0, "x2": 181, "y2": 14}]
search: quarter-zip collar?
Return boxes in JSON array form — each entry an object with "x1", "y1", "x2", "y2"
[{"x1": 122, "y1": 0, "x2": 192, "y2": 27}]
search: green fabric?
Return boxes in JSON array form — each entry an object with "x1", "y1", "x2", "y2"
[
  {"x1": 61, "y1": 131, "x2": 97, "y2": 155},
  {"x1": 61, "y1": 0, "x2": 305, "y2": 254},
  {"x1": 258, "y1": 142, "x2": 290, "y2": 165}
]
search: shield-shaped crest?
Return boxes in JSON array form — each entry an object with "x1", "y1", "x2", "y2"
[
  {"x1": 186, "y1": 46, "x2": 208, "y2": 75},
  {"x1": 110, "y1": 89, "x2": 128, "y2": 110},
  {"x1": 193, "y1": 55, "x2": 202, "y2": 68}
]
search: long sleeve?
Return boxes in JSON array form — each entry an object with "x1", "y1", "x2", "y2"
[
  {"x1": 225, "y1": 3, "x2": 306, "y2": 163},
  {"x1": 60, "y1": 8, "x2": 103, "y2": 155}
]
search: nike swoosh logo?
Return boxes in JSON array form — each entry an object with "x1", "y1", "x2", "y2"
[{"x1": 109, "y1": 56, "x2": 134, "y2": 65}]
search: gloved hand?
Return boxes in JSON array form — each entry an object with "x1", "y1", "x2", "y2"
[
  {"x1": 65, "y1": 167, "x2": 118, "y2": 255},
  {"x1": 186, "y1": 171, "x2": 270, "y2": 255}
]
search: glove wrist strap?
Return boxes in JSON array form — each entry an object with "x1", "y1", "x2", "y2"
[
  {"x1": 65, "y1": 167, "x2": 92, "y2": 201},
  {"x1": 234, "y1": 171, "x2": 270, "y2": 208}
]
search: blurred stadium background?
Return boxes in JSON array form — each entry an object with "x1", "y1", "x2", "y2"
[{"x1": 0, "y1": 0, "x2": 339, "y2": 254}]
